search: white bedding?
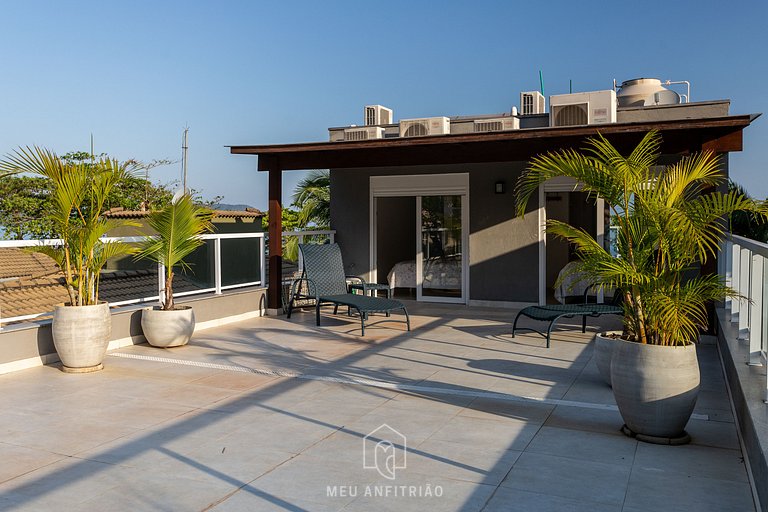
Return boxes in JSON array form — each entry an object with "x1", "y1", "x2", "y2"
[{"x1": 387, "y1": 259, "x2": 461, "y2": 289}]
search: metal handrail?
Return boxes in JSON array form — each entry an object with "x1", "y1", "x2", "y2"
[
  {"x1": 729, "y1": 233, "x2": 768, "y2": 257},
  {"x1": 0, "y1": 229, "x2": 336, "y2": 328},
  {"x1": 0, "y1": 232, "x2": 267, "y2": 328},
  {"x1": 720, "y1": 232, "x2": 767, "y2": 403}
]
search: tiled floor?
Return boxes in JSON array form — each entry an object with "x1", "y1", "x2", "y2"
[{"x1": 0, "y1": 303, "x2": 756, "y2": 511}]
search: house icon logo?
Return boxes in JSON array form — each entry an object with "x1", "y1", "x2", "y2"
[{"x1": 363, "y1": 424, "x2": 407, "y2": 480}]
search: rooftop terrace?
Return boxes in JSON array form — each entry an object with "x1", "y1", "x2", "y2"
[{"x1": 0, "y1": 302, "x2": 757, "y2": 511}]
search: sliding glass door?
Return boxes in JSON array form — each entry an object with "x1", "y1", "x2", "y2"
[
  {"x1": 417, "y1": 195, "x2": 465, "y2": 303},
  {"x1": 370, "y1": 173, "x2": 469, "y2": 305}
]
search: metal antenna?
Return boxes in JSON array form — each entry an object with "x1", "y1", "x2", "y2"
[
  {"x1": 539, "y1": 70, "x2": 544, "y2": 96},
  {"x1": 181, "y1": 126, "x2": 189, "y2": 193}
]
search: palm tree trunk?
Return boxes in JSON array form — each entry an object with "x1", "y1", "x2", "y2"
[
  {"x1": 164, "y1": 271, "x2": 174, "y2": 310},
  {"x1": 63, "y1": 246, "x2": 76, "y2": 305},
  {"x1": 630, "y1": 288, "x2": 649, "y2": 344}
]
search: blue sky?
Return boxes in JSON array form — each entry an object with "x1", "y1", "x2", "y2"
[{"x1": 1, "y1": 0, "x2": 766, "y2": 209}]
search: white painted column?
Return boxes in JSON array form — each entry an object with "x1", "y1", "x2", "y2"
[
  {"x1": 158, "y1": 262, "x2": 166, "y2": 306},
  {"x1": 214, "y1": 237, "x2": 222, "y2": 295},
  {"x1": 297, "y1": 234, "x2": 304, "y2": 271},
  {"x1": 738, "y1": 248, "x2": 751, "y2": 340},
  {"x1": 595, "y1": 197, "x2": 605, "y2": 304},
  {"x1": 731, "y1": 242, "x2": 741, "y2": 321},
  {"x1": 260, "y1": 236, "x2": 266, "y2": 287},
  {"x1": 748, "y1": 253, "x2": 764, "y2": 366},
  {"x1": 724, "y1": 240, "x2": 733, "y2": 310},
  {"x1": 537, "y1": 186, "x2": 546, "y2": 305}
]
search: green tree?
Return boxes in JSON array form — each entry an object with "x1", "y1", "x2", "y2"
[
  {"x1": 0, "y1": 176, "x2": 53, "y2": 239},
  {"x1": 109, "y1": 175, "x2": 174, "y2": 212},
  {"x1": 728, "y1": 180, "x2": 768, "y2": 243},
  {"x1": 516, "y1": 131, "x2": 767, "y2": 346},
  {"x1": 293, "y1": 170, "x2": 330, "y2": 228},
  {"x1": 0, "y1": 147, "x2": 139, "y2": 305},
  {"x1": 258, "y1": 171, "x2": 331, "y2": 264},
  {"x1": 0, "y1": 150, "x2": 228, "y2": 240},
  {"x1": 63, "y1": 151, "x2": 176, "y2": 212},
  {"x1": 261, "y1": 207, "x2": 302, "y2": 262}
]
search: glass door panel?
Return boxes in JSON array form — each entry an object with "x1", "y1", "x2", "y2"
[{"x1": 418, "y1": 195, "x2": 463, "y2": 301}]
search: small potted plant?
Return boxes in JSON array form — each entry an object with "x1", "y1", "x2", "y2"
[
  {"x1": 516, "y1": 131, "x2": 767, "y2": 443},
  {"x1": 136, "y1": 193, "x2": 213, "y2": 347},
  {"x1": 0, "y1": 147, "x2": 137, "y2": 372}
]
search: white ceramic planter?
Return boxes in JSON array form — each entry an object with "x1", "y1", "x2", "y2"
[
  {"x1": 52, "y1": 301, "x2": 111, "y2": 373},
  {"x1": 594, "y1": 332, "x2": 622, "y2": 386},
  {"x1": 611, "y1": 339, "x2": 700, "y2": 444},
  {"x1": 141, "y1": 306, "x2": 195, "y2": 348}
]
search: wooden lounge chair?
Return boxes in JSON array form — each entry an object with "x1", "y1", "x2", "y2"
[
  {"x1": 511, "y1": 288, "x2": 623, "y2": 348},
  {"x1": 286, "y1": 243, "x2": 410, "y2": 336}
]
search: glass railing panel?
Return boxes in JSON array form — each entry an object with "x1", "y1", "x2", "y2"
[{"x1": 221, "y1": 237, "x2": 262, "y2": 287}]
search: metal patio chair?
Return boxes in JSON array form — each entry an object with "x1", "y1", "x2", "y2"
[
  {"x1": 511, "y1": 286, "x2": 623, "y2": 348},
  {"x1": 286, "y1": 243, "x2": 410, "y2": 336}
]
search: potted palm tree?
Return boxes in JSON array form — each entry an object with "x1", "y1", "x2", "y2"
[
  {"x1": 136, "y1": 193, "x2": 213, "y2": 347},
  {"x1": 0, "y1": 147, "x2": 137, "y2": 372},
  {"x1": 515, "y1": 131, "x2": 767, "y2": 443}
]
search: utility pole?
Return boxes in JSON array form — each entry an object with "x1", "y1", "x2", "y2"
[{"x1": 181, "y1": 127, "x2": 189, "y2": 193}]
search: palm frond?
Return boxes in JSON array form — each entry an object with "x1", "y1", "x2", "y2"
[
  {"x1": 518, "y1": 131, "x2": 760, "y2": 345},
  {"x1": 293, "y1": 170, "x2": 330, "y2": 228},
  {"x1": 135, "y1": 194, "x2": 214, "y2": 309}
]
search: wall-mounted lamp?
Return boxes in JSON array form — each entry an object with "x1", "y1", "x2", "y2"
[{"x1": 495, "y1": 181, "x2": 506, "y2": 194}]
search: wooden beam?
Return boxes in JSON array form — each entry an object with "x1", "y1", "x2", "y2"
[
  {"x1": 703, "y1": 129, "x2": 743, "y2": 153},
  {"x1": 266, "y1": 156, "x2": 282, "y2": 313},
  {"x1": 232, "y1": 115, "x2": 755, "y2": 171}
]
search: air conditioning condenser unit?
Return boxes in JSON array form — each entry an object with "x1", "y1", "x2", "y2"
[
  {"x1": 343, "y1": 126, "x2": 385, "y2": 141},
  {"x1": 364, "y1": 105, "x2": 393, "y2": 126},
  {"x1": 473, "y1": 117, "x2": 519, "y2": 133},
  {"x1": 549, "y1": 90, "x2": 617, "y2": 127},
  {"x1": 399, "y1": 117, "x2": 450, "y2": 137},
  {"x1": 520, "y1": 91, "x2": 546, "y2": 115}
]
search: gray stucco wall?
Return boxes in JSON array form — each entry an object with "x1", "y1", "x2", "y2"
[{"x1": 330, "y1": 163, "x2": 540, "y2": 303}]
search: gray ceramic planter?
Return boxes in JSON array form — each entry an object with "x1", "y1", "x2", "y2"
[
  {"x1": 141, "y1": 306, "x2": 195, "y2": 348},
  {"x1": 594, "y1": 332, "x2": 622, "y2": 386},
  {"x1": 52, "y1": 301, "x2": 111, "y2": 373},
  {"x1": 611, "y1": 339, "x2": 699, "y2": 444}
]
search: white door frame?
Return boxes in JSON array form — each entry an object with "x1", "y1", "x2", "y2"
[
  {"x1": 370, "y1": 173, "x2": 469, "y2": 304},
  {"x1": 538, "y1": 178, "x2": 605, "y2": 305}
]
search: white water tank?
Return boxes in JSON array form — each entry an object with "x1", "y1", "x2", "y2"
[{"x1": 616, "y1": 78, "x2": 680, "y2": 107}]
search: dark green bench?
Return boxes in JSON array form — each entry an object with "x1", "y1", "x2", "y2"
[{"x1": 512, "y1": 303, "x2": 622, "y2": 348}]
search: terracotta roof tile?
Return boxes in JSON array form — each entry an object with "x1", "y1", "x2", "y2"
[
  {"x1": 0, "y1": 248, "x2": 60, "y2": 279},
  {"x1": 104, "y1": 208, "x2": 264, "y2": 219},
  {"x1": 0, "y1": 270, "x2": 206, "y2": 322}
]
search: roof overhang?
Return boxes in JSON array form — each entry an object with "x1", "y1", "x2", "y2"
[{"x1": 229, "y1": 114, "x2": 760, "y2": 171}]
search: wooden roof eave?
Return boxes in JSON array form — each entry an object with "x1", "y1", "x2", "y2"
[{"x1": 229, "y1": 114, "x2": 759, "y2": 171}]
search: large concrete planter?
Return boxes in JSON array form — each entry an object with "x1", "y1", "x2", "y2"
[
  {"x1": 611, "y1": 339, "x2": 699, "y2": 444},
  {"x1": 52, "y1": 302, "x2": 111, "y2": 373},
  {"x1": 141, "y1": 306, "x2": 195, "y2": 348},
  {"x1": 594, "y1": 332, "x2": 621, "y2": 386}
]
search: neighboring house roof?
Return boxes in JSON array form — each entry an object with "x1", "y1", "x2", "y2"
[
  {"x1": 0, "y1": 248, "x2": 60, "y2": 280},
  {"x1": 0, "y1": 269, "x2": 204, "y2": 321},
  {"x1": 0, "y1": 275, "x2": 69, "y2": 318},
  {"x1": 104, "y1": 207, "x2": 264, "y2": 219}
]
